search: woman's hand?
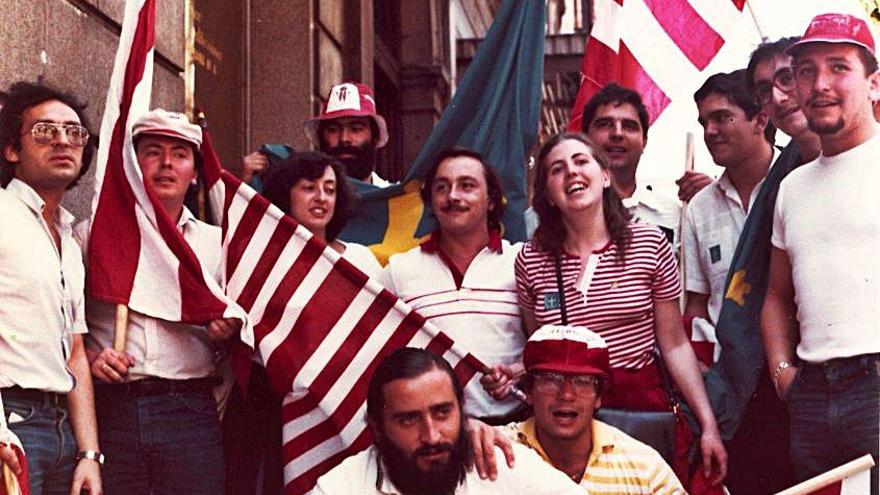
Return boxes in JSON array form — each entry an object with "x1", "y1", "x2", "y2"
[{"x1": 699, "y1": 424, "x2": 728, "y2": 486}]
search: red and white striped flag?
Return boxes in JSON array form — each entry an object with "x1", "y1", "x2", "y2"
[
  {"x1": 201, "y1": 132, "x2": 485, "y2": 494},
  {"x1": 775, "y1": 454, "x2": 875, "y2": 495},
  {"x1": 86, "y1": 0, "x2": 243, "y2": 324},
  {"x1": 569, "y1": 0, "x2": 747, "y2": 130},
  {"x1": 0, "y1": 394, "x2": 29, "y2": 495}
]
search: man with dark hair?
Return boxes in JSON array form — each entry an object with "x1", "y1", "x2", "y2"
[
  {"x1": 80, "y1": 109, "x2": 241, "y2": 494},
  {"x1": 762, "y1": 13, "x2": 880, "y2": 493},
  {"x1": 311, "y1": 347, "x2": 582, "y2": 494},
  {"x1": 575, "y1": 82, "x2": 711, "y2": 246},
  {"x1": 683, "y1": 70, "x2": 776, "y2": 376},
  {"x1": 242, "y1": 81, "x2": 391, "y2": 186},
  {"x1": 504, "y1": 325, "x2": 683, "y2": 492},
  {"x1": 0, "y1": 81, "x2": 103, "y2": 494},
  {"x1": 380, "y1": 148, "x2": 526, "y2": 424}
]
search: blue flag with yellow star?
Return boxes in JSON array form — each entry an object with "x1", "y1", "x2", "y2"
[
  {"x1": 699, "y1": 141, "x2": 802, "y2": 439},
  {"x1": 337, "y1": 0, "x2": 545, "y2": 264}
]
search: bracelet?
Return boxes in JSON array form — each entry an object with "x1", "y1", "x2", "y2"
[
  {"x1": 773, "y1": 361, "x2": 793, "y2": 387},
  {"x1": 76, "y1": 450, "x2": 105, "y2": 466}
]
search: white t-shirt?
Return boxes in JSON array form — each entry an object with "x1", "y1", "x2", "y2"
[
  {"x1": 310, "y1": 443, "x2": 583, "y2": 495},
  {"x1": 772, "y1": 134, "x2": 880, "y2": 363},
  {"x1": 340, "y1": 241, "x2": 383, "y2": 279}
]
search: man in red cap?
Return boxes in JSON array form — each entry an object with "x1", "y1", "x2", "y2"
[
  {"x1": 505, "y1": 325, "x2": 683, "y2": 492},
  {"x1": 761, "y1": 12, "x2": 880, "y2": 492},
  {"x1": 242, "y1": 81, "x2": 391, "y2": 186}
]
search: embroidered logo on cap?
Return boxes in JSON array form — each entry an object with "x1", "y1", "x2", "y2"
[{"x1": 326, "y1": 83, "x2": 363, "y2": 113}]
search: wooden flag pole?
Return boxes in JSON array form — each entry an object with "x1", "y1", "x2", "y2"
[
  {"x1": 679, "y1": 132, "x2": 695, "y2": 311},
  {"x1": 113, "y1": 304, "x2": 128, "y2": 353},
  {"x1": 743, "y1": 0, "x2": 769, "y2": 42}
]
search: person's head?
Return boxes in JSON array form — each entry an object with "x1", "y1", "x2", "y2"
[
  {"x1": 132, "y1": 109, "x2": 203, "y2": 218},
  {"x1": 747, "y1": 37, "x2": 812, "y2": 139},
  {"x1": 304, "y1": 82, "x2": 389, "y2": 181},
  {"x1": 366, "y1": 348, "x2": 471, "y2": 494},
  {"x1": 521, "y1": 325, "x2": 611, "y2": 444},
  {"x1": 532, "y1": 132, "x2": 631, "y2": 255},
  {"x1": 0, "y1": 81, "x2": 93, "y2": 192},
  {"x1": 694, "y1": 70, "x2": 774, "y2": 169},
  {"x1": 261, "y1": 151, "x2": 354, "y2": 241},
  {"x1": 786, "y1": 13, "x2": 880, "y2": 146},
  {"x1": 420, "y1": 148, "x2": 506, "y2": 237},
  {"x1": 580, "y1": 83, "x2": 649, "y2": 179}
]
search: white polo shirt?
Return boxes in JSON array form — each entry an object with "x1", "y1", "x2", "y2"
[
  {"x1": 380, "y1": 232, "x2": 525, "y2": 419},
  {"x1": 79, "y1": 208, "x2": 223, "y2": 381},
  {"x1": 0, "y1": 179, "x2": 88, "y2": 393},
  {"x1": 310, "y1": 443, "x2": 583, "y2": 494},
  {"x1": 683, "y1": 151, "x2": 775, "y2": 362}
]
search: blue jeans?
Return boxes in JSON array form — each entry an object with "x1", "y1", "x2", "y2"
[
  {"x1": 95, "y1": 383, "x2": 225, "y2": 495},
  {"x1": 2, "y1": 394, "x2": 76, "y2": 495},
  {"x1": 787, "y1": 354, "x2": 880, "y2": 495}
]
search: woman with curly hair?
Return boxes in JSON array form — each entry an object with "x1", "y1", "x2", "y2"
[{"x1": 513, "y1": 132, "x2": 727, "y2": 491}]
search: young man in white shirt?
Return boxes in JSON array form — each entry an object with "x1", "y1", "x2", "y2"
[
  {"x1": 761, "y1": 13, "x2": 880, "y2": 493},
  {"x1": 0, "y1": 81, "x2": 103, "y2": 494}
]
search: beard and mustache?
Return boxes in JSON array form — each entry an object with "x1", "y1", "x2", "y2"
[
  {"x1": 375, "y1": 420, "x2": 473, "y2": 495},
  {"x1": 324, "y1": 142, "x2": 378, "y2": 182}
]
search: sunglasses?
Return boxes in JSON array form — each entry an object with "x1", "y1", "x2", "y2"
[{"x1": 23, "y1": 122, "x2": 90, "y2": 148}]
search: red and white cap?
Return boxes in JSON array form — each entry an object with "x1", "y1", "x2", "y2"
[
  {"x1": 303, "y1": 82, "x2": 389, "y2": 148},
  {"x1": 132, "y1": 108, "x2": 202, "y2": 148},
  {"x1": 523, "y1": 325, "x2": 611, "y2": 380},
  {"x1": 786, "y1": 13, "x2": 876, "y2": 55}
]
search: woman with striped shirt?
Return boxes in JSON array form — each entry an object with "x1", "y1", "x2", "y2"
[{"x1": 515, "y1": 132, "x2": 727, "y2": 490}]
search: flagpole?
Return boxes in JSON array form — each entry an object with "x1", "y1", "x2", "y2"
[
  {"x1": 113, "y1": 304, "x2": 128, "y2": 352},
  {"x1": 679, "y1": 132, "x2": 695, "y2": 311},
  {"x1": 743, "y1": 0, "x2": 768, "y2": 42}
]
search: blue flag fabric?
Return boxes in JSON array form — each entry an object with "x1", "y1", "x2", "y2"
[
  {"x1": 338, "y1": 0, "x2": 545, "y2": 263},
  {"x1": 695, "y1": 141, "x2": 803, "y2": 439}
]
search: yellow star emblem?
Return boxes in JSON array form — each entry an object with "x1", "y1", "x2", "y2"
[{"x1": 725, "y1": 269, "x2": 752, "y2": 306}]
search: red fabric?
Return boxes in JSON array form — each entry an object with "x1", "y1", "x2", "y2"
[
  {"x1": 682, "y1": 315, "x2": 716, "y2": 368},
  {"x1": 0, "y1": 441, "x2": 29, "y2": 495}
]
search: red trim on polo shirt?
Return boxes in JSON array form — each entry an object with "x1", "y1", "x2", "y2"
[{"x1": 420, "y1": 230, "x2": 503, "y2": 289}]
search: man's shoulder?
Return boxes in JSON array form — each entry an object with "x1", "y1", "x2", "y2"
[
  {"x1": 313, "y1": 446, "x2": 376, "y2": 491},
  {"x1": 593, "y1": 419, "x2": 670, "y2": 461},
  {"x1": 385, "y1": 244, "x2": 431, "y2": 268}
]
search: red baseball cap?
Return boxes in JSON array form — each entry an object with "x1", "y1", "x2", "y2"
[
  {"x1": 303, "y1": 82, "x2": 389, "y2": 148},
  {"x1": 523, "y1": 325, "x2": 611, "y2": 381},
  {"x1": 786, "y1": 13, "x2": 876, "y2": 55}
]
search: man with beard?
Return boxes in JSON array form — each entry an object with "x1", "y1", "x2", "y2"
[
  {"x1": 310, "y1": 347, "x2": 581, "y2": 494},
  {"x1": 761, "y1": 13, "x2": 880, "y2": 494},
  {"x1": 242, "y1": 81, "x2": 390, "y2": 186},
  {"x1": 504, "y1": 325, "x2": 683, "y2": 493},
  {"x1": 380, "y1": 148, "x2": 526, "y2": 423}
]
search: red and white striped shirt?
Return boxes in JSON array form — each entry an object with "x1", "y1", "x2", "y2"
[{"x1": 515, "y1": 223, "x2": 679, "y2": 369}]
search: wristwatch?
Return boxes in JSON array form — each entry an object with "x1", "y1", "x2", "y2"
[{"x1": 76, "y1": 450, "x2": 105, "y2": 466}]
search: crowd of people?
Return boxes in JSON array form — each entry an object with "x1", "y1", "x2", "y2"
[{"x1": 1, "y1": 11, "x2": 878, "y2": 495}]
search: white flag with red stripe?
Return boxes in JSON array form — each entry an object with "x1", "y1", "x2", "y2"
[
  {"x1": 569, "y1": 0, "x2": 746, "y2": 130},
  {"x1": 775, "y1": 454, "x2": 875, "y2": 495},
  {"x1": 0, "y1": 393, "x2": 28, "y2": 495},
  {"x1": 201, "y1": 132, "x2": 485, "y2": 494},
  {"x1": 86, "y1": 0, "x2": 243, "y2": 324}
]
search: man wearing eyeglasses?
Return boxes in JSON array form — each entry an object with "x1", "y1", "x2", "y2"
[
  {"x1": 0, "y1": 81, "x2": 103, "y2": 494},
  {"x1": 503, "y1": 325, "x2": 682, "y2": 492},
  {"x1": 761, "y1": 13, "x2": 880, "y2": 493}
]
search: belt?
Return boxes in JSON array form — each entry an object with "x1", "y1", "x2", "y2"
[
  {"x1": 801, "y1": 353, "x2": 880, "y2": 376},
  {"x1": 97, "y1": 377, "x2": 220, "y2": 398},
  {"x1": 1, "y1": 386, "x2": 68, "y2": 408}
]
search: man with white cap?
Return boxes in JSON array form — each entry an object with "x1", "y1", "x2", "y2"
[
  {"x1": 761, "y1": 13, "x2": 880, "y2": 492},
  {"x1": 80, "y1": 109, "x2": 241, "y2": 494},
  {"x1": 242, "y1": 81, "x2": 391, "y2": 186},
  {"x1": 506, "y1": 325, "x2": 683, "y2": 493}
]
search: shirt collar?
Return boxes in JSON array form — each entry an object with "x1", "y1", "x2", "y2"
[
  {"x1": 420, "y1": 229, "x2": 503, "y2": 254},
  {"x1": 6, "y1": 178, "x2": 75, "y2": 227},
  {"x1": 177, "y1": 206, "x2": 197, "y2": 232},
  {"x1": 516, "y1": 418, "x2": 615, "y2": 480}
]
